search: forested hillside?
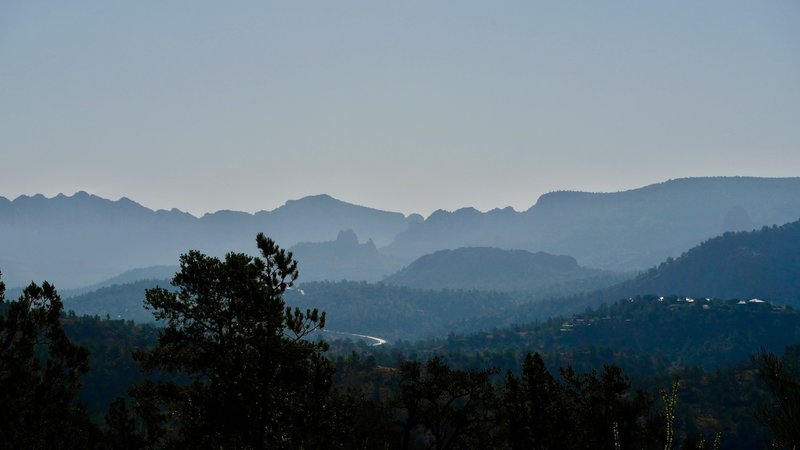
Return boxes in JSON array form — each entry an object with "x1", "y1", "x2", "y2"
[
  {"x1": 437, "y1": 296, "x2": 800, "y2": 370},
  {"x1": 64, "y1": 279, "x2": 174, "y2": 323},
  {"x1": 285, "y1": 281, "x2": 517, "y2": 340},
  {"x1": 58, "y1": 219, "x2": 800, "y2": 343},
  {"x1": 479, "y1": 219, "x2": 800, "y2": 327},
  {"x1": 8, "y1": 284, "x2": 796, "y2": 449},
  {"x1": 384, "y1": 246, "x2": 625, "y2": 292},
  {"x1": 616, "y1": 220, "x2": 800, "y2": 305}
]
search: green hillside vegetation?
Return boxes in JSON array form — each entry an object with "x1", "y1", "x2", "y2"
[
  {"x1": 329, "y1": 340, "x2": 785, "y2": 449},
  {"x1": 11, "y1": 266, "x2": 179, "y2": 301},
  {"x1": 58, "y1": 287, "x2": 800, "y2": 414},
  {"x1": 479, "y1": 219, "x2": 800, "y2": 328},
  {"x1": 384, "y1": 246, "x2": 627, "y2": 292},
  {"x1": 61, "y1": 278, "x2": 520, "y2": 339},
  {"x1": 7, "y1": 219, "x2": 800, "y2": 448},
  {"x1": 64, "y1": 279, "x2": 174, "y2": 323},
  {"x1": 424, "y1": 296, "x2": 800, "y2": 370},
  {"x1": 618, "y1": 220, "x2": 800, "y2": 305},
  {"x1": 329, "y1": 295, "x2": 800, "y2": 448},
  {"x1": 63, "y1": 266, "x2": 179, "y2": 297},
  {"x1": 4, "y1": 269, "x2": 799, "y2": 448},
  {"x1": 284, "y1": 281, "x2": 517, "y2": 340},
  {"x1": 56, "y1": 294, "x2": 799, "y2": 449},
  {"x1": 50, "y1": 296, "x2": 800, "y2": 449},
  {"x1": 61, "y1": 315, "x2": 158, "y2": 415},
  {"x1": 60, "y1": 275, "x2": 618, "y2": 340},
  {"x1": 61, "y1": 220, "x2": 800, "y2": 343}
]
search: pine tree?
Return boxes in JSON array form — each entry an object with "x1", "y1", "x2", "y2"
[
  {"x1": 394, "y1": 356, "x2": 499, "y2": 450},
  {"x1": 0, "y1": 273, "x2": 98, "y2": 449},
  {"x1": 130, "y1": 233, "x2": 335, "y2": 449},
  {"x1": 503, "y1": 353, "x2": 568, "y2": 449},
  {"x1": 755, "y1": 348, "x2": 800, "y2": 448}
]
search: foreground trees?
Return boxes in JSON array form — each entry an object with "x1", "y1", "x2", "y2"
[
  {"x1": 3, "y1": 232, "x2": 797, "y2": 448},
  {"x1": 502, "y1": 353, "x2": 661, "y2": 450},
  {"x1": 503, "y1": 353, "x2": 571, "y2": 449},
  {"x1": 393, "y1": 356, "x2": 498, "y2": 450},
  {"x1": 0, "y1": 274, "x2": 98, "y2": 449},
  {"x1": 131, "y1": 233, "x2": 337, "y2": 448},
  {"x1": 755, "y1": 348, "x2": 800, "y2": 448}
]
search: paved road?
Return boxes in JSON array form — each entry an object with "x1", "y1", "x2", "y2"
[{"x1": 323, "y1": 330, "x2": 388, "y2": 346}]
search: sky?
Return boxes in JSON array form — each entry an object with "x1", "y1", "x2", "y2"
[{"x1": 1, "y1": 1, "x2": 798, "y2": 217}]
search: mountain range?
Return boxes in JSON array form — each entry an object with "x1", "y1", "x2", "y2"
[
  {"x1": 1, "y1": 176, "x2": 798, "y2": 289},
  {"x1": 382, "y1": 177, "x2": 800, "y2": 271},
  {"x1": 0, "y1": 192, "x2": 414, "y2": 288}
]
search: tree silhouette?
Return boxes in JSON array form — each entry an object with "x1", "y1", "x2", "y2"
[
  {"x1": 393, "y1": 356, "x2": 499, "y2": 450},
  {"x1": 755, "y1": 348, "x2": 800, "y2": 448},
  {"x1": 0, "y1": 273, "x2": 97, "y2": 449},
  {"x1": 503, "y1": 353, "x2": 570, "y2": 450},
  {"x1": 559, "y1": 364, "x2": 660, "y2": 449},
  {"x1": 131, "y1": 233, "x2": 334, "y2": 449}
]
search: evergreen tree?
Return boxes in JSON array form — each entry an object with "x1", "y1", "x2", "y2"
[
  {"x1": 393, "y1": 356, "x2": 499, "y2": 450},
  {"x1": 755, "y1": 348, "x2": 800, "y2": 448},
  {"x1": 0, "y1": 273, "x2": 98, "y2": 449},
  {"x1": 559, "y1": 364, "x2": 661, "y2": 449},
  {"x1": 131, "y1": 233, "x2": 335, "y2": 449},
  {"x1": 503, "y1": 353, "x2": 570, "y2": 449},
  {"x1": 103, "y1": 397, "x2": 144, "y2": 450}
]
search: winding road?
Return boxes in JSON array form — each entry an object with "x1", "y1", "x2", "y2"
[{"x1": 322, "y1": 330, "x2": 388, "y2": 346}]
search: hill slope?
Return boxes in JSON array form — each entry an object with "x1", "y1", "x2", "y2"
[
  {"x1": 384, "y1": 247, "x2": 620, "y2": 292},
  {"x1": 482, "y1": 219, "x2": 800, "y2": 327},
  {"x1": 50, "y1": 219, "x2": 800, "y2": 337},
  {"x1": 64, "y1": 279, "x2": 173, "y2": 323},
  {"x1": 615, "y1": 220, "x2": 800, "y2": 304},
  {"x1": 439, "y1": 295, "x2": 800, "y2": 370}
]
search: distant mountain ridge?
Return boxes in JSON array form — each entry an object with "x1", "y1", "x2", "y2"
[
  {"x1": 382, "y1": 177, "x2": 800, "y2": 271},
  {"x1": 384, "y1": 247, "x2": 620, "y2": 292},
  {"x1": 290, "y1": 230, "x2": 408, "y2": 282},
  {"x1": 2, "y1": 176, "x2": 799, "y2": 289},
  {"x1": 0, "y1": 192, "x2": 415, "y2": 288}
]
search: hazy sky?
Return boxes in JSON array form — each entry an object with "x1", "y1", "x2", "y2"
[{"x1": 1, "y1": 1, "x2": 798, "y2": 217}]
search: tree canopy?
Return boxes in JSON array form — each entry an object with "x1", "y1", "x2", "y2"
[
  {"x1": 131, "y1": 233, "x2": 334, "y2": 448},
  {"x1": 0, "y1": 273, "x2": 97, "y2": 449}
]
